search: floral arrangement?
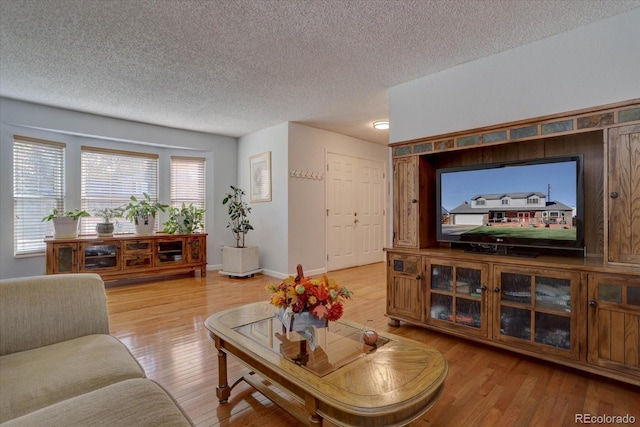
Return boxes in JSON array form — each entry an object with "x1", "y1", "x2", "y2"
[{"x1": 265, "y1": 273, "x2": 353, "y2": 322}]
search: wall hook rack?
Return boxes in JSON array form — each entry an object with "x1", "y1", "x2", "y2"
[{"x1": 290, "y1": 169, "x2": 324, "y2": 180}]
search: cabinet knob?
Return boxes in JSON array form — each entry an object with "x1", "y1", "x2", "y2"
[
  {"x1": 415, "y1": 275, "x2": 421, "y2": 280},
  {"x1": 588, "y1": 300, "x2": 597, "y2": 307},
  {"x1": 493, "y1": 287, "x2": 500, "y2": 293},
  {"x1": 411, "y1": 199, "x2": 417, "y2": 203},
  {"x1": 610, "y1": 192, "x2": 618, "y2": 199},
  {"x1": 481, "y1": 286, "x2": 488, "y2": 291}
]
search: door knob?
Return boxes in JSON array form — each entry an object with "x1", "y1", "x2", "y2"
[{"x1": 354, "y1": 218, "x2": 359, "y2": 224}]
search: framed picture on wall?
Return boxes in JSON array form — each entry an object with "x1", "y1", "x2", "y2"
[{"x1": 249, "y1": 151, "x2": 271, "y2": 202}]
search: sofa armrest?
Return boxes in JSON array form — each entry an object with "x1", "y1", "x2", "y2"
[{"x1": 0, "y1": 274, "x2": 109, "y2": 356}]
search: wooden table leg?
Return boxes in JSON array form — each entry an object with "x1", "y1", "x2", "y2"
[
  {"x1": 214, "y1": 335, "x2": 232, "y2": 403},
  {"x1": 305, "y1": 394, "x2": 322, "y2": 426}
]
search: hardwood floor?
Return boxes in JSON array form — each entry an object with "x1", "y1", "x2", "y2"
[{"x1": 106, "y1": 263, "x2": 639, "y2": 426}]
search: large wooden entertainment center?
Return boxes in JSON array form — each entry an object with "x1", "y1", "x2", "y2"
[{"x1": 386, "y1": 99, "x2": 640, "y2": 386}]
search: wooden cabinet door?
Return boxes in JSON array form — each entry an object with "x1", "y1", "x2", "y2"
[
  {"x1": 587, "y1": 274, "x2": 640, "y2": 378},
  {"x1": 187, "y1": 235, "x2": 206, "y2": 264},
  {"x1": 47, "y1": 243, "x2": 78, "y2": 274},
  {"x1": 425, "y1": 258, "x2": 489, "y2": 338},
  {"x1": 387, "y1": 254, "x2": 423, "y2": 322},
  {"x1": 608, "y1": 124, "x2": 640, "y2": 265},
  {"x1": 393, "y1": 157, "x2": 419, "y2": 247}
]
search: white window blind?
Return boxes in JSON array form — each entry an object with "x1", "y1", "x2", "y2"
[
  {"x1": 13, "y1": 136, "x2": 65, "y2": 256},
  {"x1": 81, "y1": 147, "x2": 159, "y2": 234},
  {"x1": 170, "y1": 156, "x2": 206, "y2": 230}
]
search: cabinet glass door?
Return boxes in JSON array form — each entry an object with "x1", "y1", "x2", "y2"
[
  {"x1": 53, "y1": 244, "x2": 77, "y2": 273},
  {"x1": 157, "y1": 240, "x2": 184, "y2": 264},
  {"x1": 427, "y1": 260, "x2": 487, "y2": 337},
  {"x1": 81, "y1": 242, "x2": 120, "y2": 271},
  {"x1": 495, "y1": 266, "x2": 579, "y2": 359}
]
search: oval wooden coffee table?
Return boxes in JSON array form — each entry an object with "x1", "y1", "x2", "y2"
[{"x1": 205, "y1": 302, "x2": 447, "y2": 426}]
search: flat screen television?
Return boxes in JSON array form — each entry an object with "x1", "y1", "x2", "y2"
[{"x1": 436, "y1": 155, "x2": 585, "y2": 257}]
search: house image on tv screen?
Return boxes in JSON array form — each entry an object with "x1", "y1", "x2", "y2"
[{"x1": 447, "y1": 192, "x2": 574, "y2": 228}]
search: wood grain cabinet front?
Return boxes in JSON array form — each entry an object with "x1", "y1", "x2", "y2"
[
  {"x1": 387, "y1": 254, "x2": 423, "y2": 322},
  {"x1": 587, "y1": 273, "x2": 640, "y2": 379}
]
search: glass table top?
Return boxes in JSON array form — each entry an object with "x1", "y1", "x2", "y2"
[{"x1": 234, "y1": 316, "x2": 389, "y2": 377}]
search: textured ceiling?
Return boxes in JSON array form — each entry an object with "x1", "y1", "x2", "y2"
[{"x1": 1, "y1": 0, "x2": 639, "y2": 145}]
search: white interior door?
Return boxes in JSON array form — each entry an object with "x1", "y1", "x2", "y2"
[
  {"x1": 327, "y1": 153, "x2": 385, "y2": 271},
  {"x1": 327, "y1": 153, "x2": 357, "y2": 270},
  {"x1": 358, "y1": 158, "x2": 385, "y2": 266}
]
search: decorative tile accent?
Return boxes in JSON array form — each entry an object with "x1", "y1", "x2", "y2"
[
  {"x1": 404, "y1": 261, "x2": 417, "y2": 275},
  {"x1": 482, "y1": 130, "x2": 507, "y2": 143},
  {"x1": 394, "y1": 146, "x2": 412, "y2": 156},
  {"x1": 577, "y1": 112, "x2": 614, "y2": 129},
  {"x1": 413, "y1": 142, "x2": 432, "y2": 154},
  {"x1": 541, "y1": 119, "x2": 574, "y2": 135},
  {"x1": 435, "y1": 139, "x2": 455, "y2": 151},
  {"x1": 393, "y1": 260, "x2": 404, "y2": 272},
  {"x1": 457, "y1": 135, "x2": 479, "y2": 147},
  {"x1": 510, "y1": 125, "x2": 538, "y2": 139},
  {"x1": 619, "y1": 107, "x2": 640, "y2": 123}
]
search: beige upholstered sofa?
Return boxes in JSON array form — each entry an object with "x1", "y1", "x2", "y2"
[{"x1": 0, "y1": 274, "x2": 193, "y2": 426}]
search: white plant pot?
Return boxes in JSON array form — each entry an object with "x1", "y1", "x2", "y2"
[
  {"x1": 52, "y1": 217, "x2": 79, "y2": 239},
  {"x1": 221, "y1": 246, "x2": 260, "y2": 275},
  {"x1": 134, "y1": 214, "x2": 156, "y2": 235}
]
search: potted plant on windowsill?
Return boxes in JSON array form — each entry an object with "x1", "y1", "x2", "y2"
[
  {"x1": 163, "y1": 203, "x2": 206, "y2": 234},
  {"x1": 42, "y1": 208, "x2": 90, "y2": 239},
  {"x1": 123, "y1": 193, "x2": 169, "y2": 235},
  {"x1": 220, "y1": 185, "x2": 260, "y2": 277},
  {"x1": 93, "y1": 207, "x2": 124, "y2": 237}
]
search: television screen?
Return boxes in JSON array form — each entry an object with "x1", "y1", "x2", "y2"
[{"x1": 436, "y1": 155, "x2": 584, "y2": 255}]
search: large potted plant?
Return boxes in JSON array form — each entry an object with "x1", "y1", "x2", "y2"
[
  {"x1": 41, "y1": 208, "x2": 90, "y2": 239},
  {"x1": 93, "y1": 207, "x2": 124, "y2": 237},
  {"x1": 123, "y1": 193, "x2": 168, "y2": 235},
  {"x1": 221, "y1": 185, "x2": 259, "y2": 276},
  {"x1": 163, "y1": 203, "x2": 205, "y2": 234}
]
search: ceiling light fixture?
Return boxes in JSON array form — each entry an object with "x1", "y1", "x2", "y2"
[{"x1": 373, "y1": 121, "x2": 389, "y2": 130}]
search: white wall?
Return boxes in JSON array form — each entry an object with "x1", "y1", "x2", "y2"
[
  {"x1": 389, "y1": 8, "x2": 640, "y2": 143},
  {"x1": 237, "y1": 123, "x2": 289, "y2": 277},
  {"x1": 288, "y1": 123, "x2": 389, "y2": 276},
  {"x1": 237, "y1": 122, "x2": 388, "y2": 278},
  {"x1": 0, "y1": 98, "x2": 237, "y2": 279}
]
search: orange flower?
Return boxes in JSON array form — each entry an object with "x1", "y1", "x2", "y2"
[{"x1": 265, "y1": 273, "x2": 352, "y2": 321}]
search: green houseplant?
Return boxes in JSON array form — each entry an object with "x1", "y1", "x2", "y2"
[
  {"x1": 222, "y1": 185, "x2": 253, "y2": 247},
  {"x1": 123, "y1": 193, "x2": 169, "y2": 235},
  {"x1": 93, "y1": 206, "x2": 124, "y2": 237},
  {"x1": 220, "y1": 185, "x2": 259, "y2": 276},
  {"x1": 41, "y1": 208, "x2": 90, "y2": 239},
  {"x1": 163, "y1": 203, "x2": 205, "y2": 234}
]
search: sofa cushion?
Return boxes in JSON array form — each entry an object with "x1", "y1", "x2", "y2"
[
  {"x1": 1, "y1": 378, "x2": 193, "y2": 427},
  {"x1": 0, "y1": 274, "x2": 109, "y2": 356},
  {"x1": 0, "y1": 334, "x2": 145, "y2": 422}
]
